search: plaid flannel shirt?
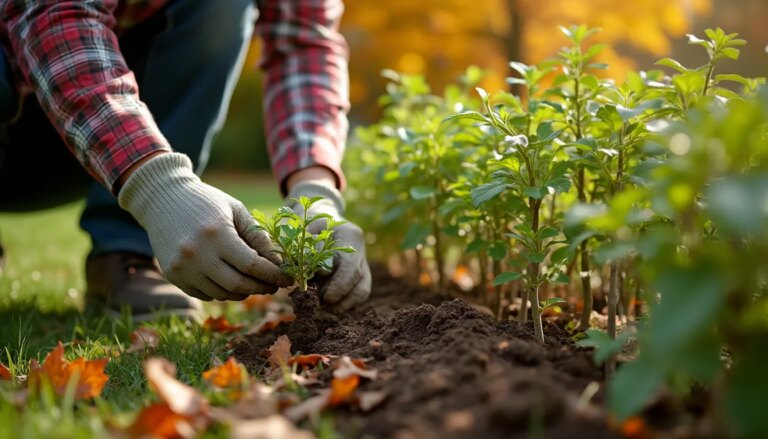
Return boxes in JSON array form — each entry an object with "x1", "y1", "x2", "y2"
[{"x1": 0, "y1": 0, "x2": 350, "y2": 194}]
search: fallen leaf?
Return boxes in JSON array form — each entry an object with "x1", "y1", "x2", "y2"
[
  {"x1": 357, "y1": 390, "x2": 388, "y2": 411},
  {"x1": 229, "y1": 414, "x2": 315, "y2": 439},
  {"x1": 28, "y1": 342, "x2": 109, "y2": 399},
  {"x1": 202, "y1": 357, "x2": 247, "y2": 398},
  {"x1": 333, "y1": 356, "x2": 378, "y2": 380},
  {"x1": 248, "y1": 312, "x2": 296, "y2": 334},
  {"x1": 203, "y1": 316, "x2": 243, "y2": 333},
  {"x1": 144, "y1": 358, "x2": 207, "y2": 417},
  {"x1": 209, "y1": 383, "x2": 277, "y2": 422},
  {"x1": 126, "y1": 327, "x2": 160, "y2": 354},
  {"x1": 288, "y1": 354, "x2": 331, "y2": 368},
  {"x1": 126, "y1": 402, "x2": 197, "y2": 439},
  {"x1": 620, "y1": 415, "x2": 654, "y2": 439},
  {"x1": 272, "y1": 372, "x2": 320, "y2": 390},
  {"x1": 267, "y1": 336, "x2": 292, "y2": 369},
  {"x1": 242, "y1": 294, "x2": 274, "y2": 312},
  {"x1": 327, "y1": 375, "x2": 359, "y2": 406},
  {"x1": 0, "y1": 363, "x2": 10, "y2": 381},
  {"x1": 282, "y1": 390, "x2": 331, "y2": 422}
]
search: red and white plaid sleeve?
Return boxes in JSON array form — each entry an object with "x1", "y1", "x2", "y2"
[
  {"x1": 255, "y1": 0, "x2": 350, "y2": 194},
  {"x1": 0, "y1": 0, "x2": 171, "y2": 193}
]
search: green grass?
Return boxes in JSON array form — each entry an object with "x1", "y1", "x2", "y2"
[{"x1": 0, "y1": 173, "x2": 285, "y2": 438}]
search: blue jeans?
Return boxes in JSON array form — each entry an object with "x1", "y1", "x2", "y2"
[{"x1": 0, "y1": 0, "x2": 255, "y2": 258}]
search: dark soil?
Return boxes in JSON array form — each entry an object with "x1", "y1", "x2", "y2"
[{"x1": 234, "y1": 266, "x2": 618, "y2": 438}]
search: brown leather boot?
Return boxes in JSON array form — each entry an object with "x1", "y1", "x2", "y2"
[{"x1": 86, "y1": 252, "x2": 203, "y2": 322}]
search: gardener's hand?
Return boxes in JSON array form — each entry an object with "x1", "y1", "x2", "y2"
[
  {"x1": 118, "y1": 153, "x2": 293, "y2": 301},
  {"x1": 286, "y1": 178, "x2": 372, "y2": 311}
]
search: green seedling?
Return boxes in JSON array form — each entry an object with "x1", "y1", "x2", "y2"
[{"x1": 251, "y1": 196, "x2": 355, "y2": 292}]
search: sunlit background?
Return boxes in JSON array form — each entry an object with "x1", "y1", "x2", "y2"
[{"x1": 210, "y1": 0, "x2": 767, "y2": 173}]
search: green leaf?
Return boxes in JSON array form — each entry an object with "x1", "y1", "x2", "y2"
[
  {"x1": 648, "y1": 264, "x2": 725, "y2": 357},
  {"x1": 714, "y1": 73, "x2": 750, "y2": 86},
  {"x1": 523, "y1": 186, "x2": 548, "y2": 199},
  {"x1": 609, "y1": 357, "x2": 664, "y2": 421},
  {"x1": 410, "y1": 185, "x2": 437, "y2": 200},
  {"x1": 444, "y1": 111, "x2": 488, "y2": 124},
  {"x1": 398, "y1": 162, "x2": 417, "y2": 177},
  {"x1": 526, "y1": 252, "x2": 546, "y2": 264},
  {"x1": 492, "y1": 272, "x2": 522, "y2": 286},
  {"x1": 541, "y1": 297, "x2": 566, "y2": 310},
  {"x1": 720, "y1": 47, "x2": 740, "y2": 60},
  {"x1": 656, "y1": 58, "x2": 688, "y2": 73},
  {"x1": 402, "y1": 224, "x2": 431, "y2": 250},
  {"x1": 577, "y1": 329, "x2": 631, "y2": 364},
  {"x1": 250, "y1": 209, "x2": 268, "y2": 225},
  {"x1": 536, "y1": 226, "x2": 560, "y2": 240},
  {"x1": 489, "y1": 241, "x2": 507, "y2": 260},
  {"x1": 466, "y1": 239, "x2": 488, "y2": 253},
  {"x1": 706, "y1": 175, "x2": 768, "y2": 237},
  {"x1": 471, "y1": 182, "x2": 507, "y2": 207}
]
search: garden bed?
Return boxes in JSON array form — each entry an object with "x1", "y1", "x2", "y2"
[{"x1": 234, "y1": 266, "x2": 621, "y2": 438}]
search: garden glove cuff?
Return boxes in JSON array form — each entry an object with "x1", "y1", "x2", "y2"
[
  {"x1": 118, "y1": 153, "x2": 293, "y2": 301},
  {"x1": 286, "y1": 181, "x2": 372, "y2": 311}
]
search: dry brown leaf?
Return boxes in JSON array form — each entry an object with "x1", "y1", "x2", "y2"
[
  {"x1": 245, "y1": 311, "x2": 296, "y2": 335},
  {"x1": 267, "y1": 335, "x2": 292, "y2": 369},
  {"x1": 209, "y1": 383, "x2": 277, "y2": 422},
  {"x1": 242, "y1": 294, "x2": 274, "y2": 312},
  {"x1": 272, "y1": 372, "x2": 320, "y2": 391},
  {"x1": 0, "y1": 363, "x2": 10, "y2": 381},
  {"x1": 126, "y1": 402, "x2": 198, "y2": 439},
  {"x1": 144, "y1": 358, "x2": 208, "y2": 417},
  {"x1": 327, "y1": 375, "x2": 359, "y2": 406},
  {"x1": 282, "y1": 390, "x2": 331, "y2": 422},
  {"x1": 229, "y1": 414, "x2": 315, "y2": 439},
  {"x1": 333, "y1": 356, "x2": 378, "y2": 380},
  {"x1": 28, "y1": 341, "x2": 109, "y2": 400},
  {"x1": 357, "y1": 390, "x2": 388, "y2": 412},
  {"x1": 288, "y1": 354, "x2": 331, "y2": 368},
  {"x1": 203, "y1": 316, "x2": 243, "y2": 333},
  {"x1": 126, "y1": 327, "x2": 160, "y2": 354}
]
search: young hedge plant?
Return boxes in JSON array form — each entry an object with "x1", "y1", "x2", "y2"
[{"x1": 251, "y1": 196, "x2": 355, "y2": 292}]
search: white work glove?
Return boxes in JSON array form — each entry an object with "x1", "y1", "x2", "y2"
[
  {"x1": 286, "y1": 181, "x2": 372, "y2": 311},
  {"x1": 118, "y1": 153, "x2": 293, "y2": 301}
]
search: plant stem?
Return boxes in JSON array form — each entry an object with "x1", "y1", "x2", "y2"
[
  {"x1": 577, "y1": 169, "x2": 592, "y2": 331},
  {"x1": 298, "y1": 205, "x2": 309, "y2": 291},
  {"x1": 530, "y1": 198, "x2": 544, "y2": 344},
  {"x1": 703, "y1": 63, "x2": 715, "y2": 96},
  {"x1": 606, "y1": 147, "x2": 625, "y2": 377},
  {"x1": 431, "y1": 196, "x2": 445, "y2": 292}
]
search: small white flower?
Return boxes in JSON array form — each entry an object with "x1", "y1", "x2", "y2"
[{"x1": 503, "y1": 134, "x2": 529, "y2": 153}]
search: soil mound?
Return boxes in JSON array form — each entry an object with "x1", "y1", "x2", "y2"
[{"x1": 234, "y1": 267, "x2": 616, "y2": 438}]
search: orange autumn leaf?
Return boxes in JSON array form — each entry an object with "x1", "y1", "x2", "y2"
[
  {"x1": 620, "y1": 416, "x2": 654, "y2": 439},
  {"x1": 256, "y1": 313, "x2": 296, "y2": 333},
  {"x1": 288, "y1": 354, "x2": 331, "y2": 368},
  {"x1": 28, "y1": 342, "x2": 109, "y2": 400},
  {"x1": 0, "y1": 363, "x2": 10, "y2": 381},
  {"x1": 126, "y1": 402, "x2": 196, "y2": 439},
  {"x1": 126, "y1": 327, "x2": 160, "y2": 354},
  {"x1": 144, "y1": 358, "x2": 208, "y2": 417},
  {"x1": 327, "y1": 375, "x2": 360, "y2": 406},
  {"x1": 203, "y1": 316, "x2": 243, "y2": 333},
  {"x1": 202, "y1": 357, "x2": 246, "y2": 389},
  {"x1": 267, "y1": 335, "x2": 292, "y2": 369},
  {"x1": 242, "y1": 294, "x2": 274, "y2": 311}
]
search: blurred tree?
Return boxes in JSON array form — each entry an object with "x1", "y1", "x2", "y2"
[{"x1": 341, "y1": 0, "x2": 712, "y2": 121}]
